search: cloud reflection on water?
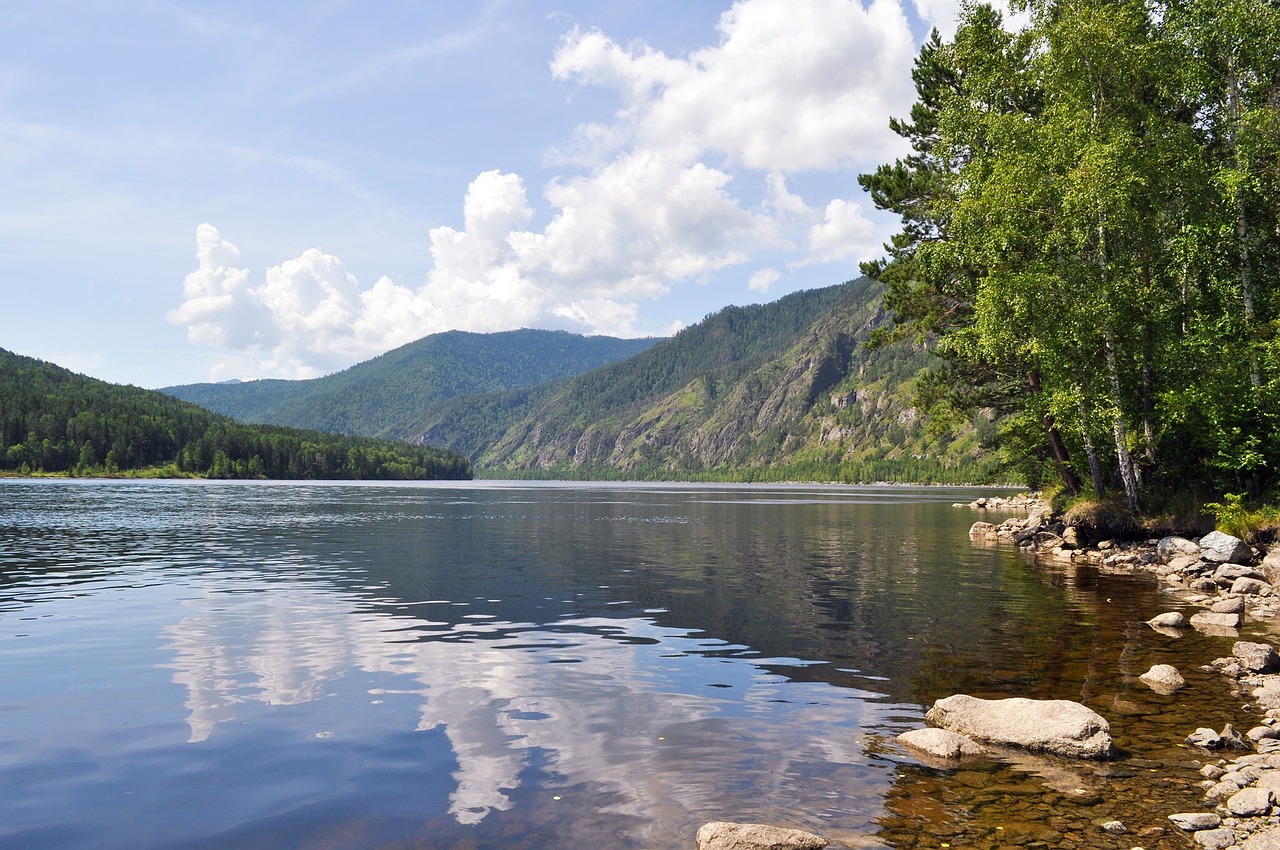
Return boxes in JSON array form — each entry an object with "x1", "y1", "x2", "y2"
[{"x1": 162, "y1": 574, "x2": 897, "y2": 828}]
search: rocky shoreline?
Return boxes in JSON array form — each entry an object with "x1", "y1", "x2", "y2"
[{"x1": 965, "y1": 495, "x2": 1280, "y2": 849}]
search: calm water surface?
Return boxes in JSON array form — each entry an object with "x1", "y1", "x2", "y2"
[{"x1": 0, "y1": 480, "x2": 1255, "y2": 849}]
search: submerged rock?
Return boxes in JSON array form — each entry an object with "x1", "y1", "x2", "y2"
[
  {"x1": 924, "y1": 694, "x2": 1113, "y2": 759},
  {"x1": 1169, "y1": 812, "x2": 1223, "y2": 831},
  {"x1": 695, "y1": 822, "x2": 828, "y2": 850}
]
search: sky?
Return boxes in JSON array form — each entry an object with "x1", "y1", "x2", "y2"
[{"x1": 0, "y1": 0, "x2": 962, "y2": 388}]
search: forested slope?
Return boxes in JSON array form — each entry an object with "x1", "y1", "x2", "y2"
[
  {"x1": 416, "y1": 279, "x2": 1002, "y2": 482},
  {"x1": 0, "y1": 349, "x2": 471, "y2": 480},
  {"x1": 163, "y1": 329, "x2": 658, "y2": 439}
]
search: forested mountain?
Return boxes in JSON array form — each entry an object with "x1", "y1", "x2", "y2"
[
  {"x1": 0, "y1": 349, "x2": 471, "y2": 480},
  {"x1": 163, "y1": 329, "x2": 658, "y2": 439},
  {"x1": 415, "y1": 279, "x2": 1002, "y2": 483}
]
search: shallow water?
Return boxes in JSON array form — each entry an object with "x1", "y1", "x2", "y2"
[{"x1": 0, "y1": 480, "x2": 1256, "y2": 849}]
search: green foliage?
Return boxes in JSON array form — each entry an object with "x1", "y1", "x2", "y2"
[
  {"x1": 0, "y1": 348, "x2": 471, "y2": 480},
  {"x1": 859, "y1": 0, "x2": 1280, "y2": 508}
]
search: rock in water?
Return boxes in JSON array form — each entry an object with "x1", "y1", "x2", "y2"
[
  {"x1": 1201, "y1": 531, "x2": 1252, "y2": 563},
  {"x1": 1147, "y1": 611, "x2": 1188, "y2": 628},
  {"x1": 897, "y1": 727, "x2": 987, "y2": 760},
  {"x1": 696, "y1": 822, "x2": 828, "y2": 850},
  {"x1": 1139, "y1": 664, "x2": 1186, "y2": 693},
  {"x1": 924, "y1": 694, "x2": 1114, "y2": 759}
]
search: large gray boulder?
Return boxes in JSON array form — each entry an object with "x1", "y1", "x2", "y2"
[
  {"x1": 696, "y1": 822, "x2": 828, "y2": 850},
  {"x1": 924, "y1": 694, "x2": 1114, "y2": 759},
  {"x1": 1235, "y1": 641, "x2": 1280, "y2": 674},
  {"x1": 1201, "y1": 531, "x2": 1253, "y2": 564},
  {"x1": 1159, "y1": 536, "x2": 1202, "y2": 563}
]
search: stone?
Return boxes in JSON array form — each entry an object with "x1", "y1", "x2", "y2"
[
  {"x1": 1262, "y1": 549, "x2": 1280, "y2": 585},
  {"x1": 1243, "y1": 826, "x2": 1280, "y2": 850},
  {"x1": 1215, "y1": 563, "x2": 1264, "y2": 584},
  {"x1": 1212, "y1": 596, "x2": 1247, "y2": 614},
  {"x1": 969, "y1": 521, "x2": 997, "y2": 539},
  {"x1": 1196, "y1": 827, "x2": 1238, "y2": 849},
  {"x1": 1171, "y1": 553, "x2": 1209, "y2": 573},
  {"x1": 1100, "y1": 820, "x2": 1127, "y2": 834},
  {"x1": 1251, "y1": 727, "x2": 1280, "y2": 743},
  {"x1": 1255, "y1": 770, "x2": 1280, "y2": 789},
  {"x1": 1063, "y1": 526, "x2": 1081, "y2": 548},
  {"x1": 1201, "y1": 764, "x2": 1228, "y2": 780},
  {"x1": 1188, "y1": 727, "x2": 1223, "y2": 748},
  {"x1": 1234, "y1": 577, "x2": 1273, "y2": 596},
  {"x1": 1202, "y1": 531, "x2": 1253, "y2": 563},
  {"x1": 1139, "y1": 663, "x2": 1186, "y2": 693},
  {"x1": 1169, "y1": 812, "x2": 1223, "y2": 831},
  {"x1": 924, "y1": 694, "x2": 1113, "y2": 759},
  {"x1": 1236, "y1": 642, "x2": 1280, "y2": 673},
  {"x1": 1159, "y1": 536, "x2": 1203, "y2": 563},
  {"x1": 1221, "y1": 723, "x2": 1252, "y2": 750},
  {"x1": 1034, "y1": 531, "x2": 1066, "y2": 549},
  {"x1": 897, "y1": 728, "x2": 987, "y2": 760},
  {"x1": 1148, "y1": 611, "x2": 1188, "y2": 628},
  {"x1": 695, "y1": 822, "x2": 829, "y2": 850},
  {"x1": 1228, "y1": 787, "x2": 1274, "y2": 817},
  {"x1": 1192, "y1": 611, "x2": 1243, "y2": 630}
]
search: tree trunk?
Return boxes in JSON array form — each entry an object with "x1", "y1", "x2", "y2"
[{"x1": 1030, "y1": 371, "x2": 1081, "y2": 495}]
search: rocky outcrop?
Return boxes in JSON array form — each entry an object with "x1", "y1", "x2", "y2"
[
  {"x1": 1201, "y1": 531, "x2": 1255, "y2": 564},
  {"x1": 695, "y1": 822, "x2": 828, "y2": 850},
  {"x1": 924, "y1": 694, "x2": 1114, "y2": 759}
]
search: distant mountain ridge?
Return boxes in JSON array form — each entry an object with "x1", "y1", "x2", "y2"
[
  {"x1": 416, "y1": 278, "x2": 1000, "y2": 483},
  {"x1": 163, "y1": 329, "x2": 659, "y2": 439}
]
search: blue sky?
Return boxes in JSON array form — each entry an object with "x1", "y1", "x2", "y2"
[{"x1": 1, "y1": 0, "x2": 959, "y2": 388}]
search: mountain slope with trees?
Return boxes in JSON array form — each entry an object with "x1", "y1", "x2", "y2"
[
  {"x1": 414, "y1": 279, "x2": 1002, "y2": 482},
  {"x1": 0, "y1": 349, "x2": 471, "y2": 480},
  {"x1": 163, "y1": 329, "x2": 658, "y2": 440}
]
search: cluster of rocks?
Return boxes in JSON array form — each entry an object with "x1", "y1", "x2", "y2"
[
  {"x1": 1164, "y1": 642, "x2": 1280, "y2": 847},
  {"x1": 970, "y1": 508, "x2": 1280, "y2": 627},
  {"x1": 967, "y1": 494, "x2": 1045, "y2": 511}
]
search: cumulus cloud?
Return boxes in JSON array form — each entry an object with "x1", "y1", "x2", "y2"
[{"x1": 171, "y1": 0, "x2": 918, "y2": 379}]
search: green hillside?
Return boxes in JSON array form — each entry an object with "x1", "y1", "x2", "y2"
[
  {"x1": 163, "y1": 328, "x2": 658, "y2": 439},
  {"x1": 416, "y1": 279, "x2": 1003, "y2": 483},
  {"x1": 0, "y1": 349, "x2": 471, "y2": 480}
]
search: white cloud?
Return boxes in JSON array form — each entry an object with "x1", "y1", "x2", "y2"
[
  {"x1": 551, "y1": 0, "x2": 916, "y2": 171},
  {"x1": 170, "y1": 0, "x2": 918, "y2": 379},
  {"x1": 804, "y1": 198, "x2": 878, "y2": 264},
  {"x1": 748, "y1": 267, "x2": 781, "y2": 293}
]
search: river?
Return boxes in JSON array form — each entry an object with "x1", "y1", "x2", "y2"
[{"x1": 0, "y1": 479, "x2": 1250, "y2": 849}]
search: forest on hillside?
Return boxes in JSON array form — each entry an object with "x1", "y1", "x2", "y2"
[
  {"x1": 861, "y1": 0, "x2": 1280, "y2": 509},
  {"x1": 0, "y1": 349, "x2": 472, "y2": 480}
]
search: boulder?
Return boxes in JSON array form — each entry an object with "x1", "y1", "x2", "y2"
[
  {"x1": 1169, "y1": 812, "x2": 1223, "y2": 831},
  {"x1": 897, "y1": 727, "x2": 987, "y2": 761},
  {"x1": 1191, "y1": 611, "x2": 1243, "y2": 631},
  {"x1": 1243, "y1": 828, "x2": 1280, "y2": 850},
  {"x1": 1159, "y1": 536, "x2": 1202, "y2": 563},
  {"x1": 1235, "y1": 641, "x2": 1280, "y2": 673},
  {"x1": 1201, "y1": 531, "x2": 1253, "y2": 563},
  {"x1": 695, "y1": 822, "x2": 828, "y2": 850},
  {"x1": 1262, "y1": 549, "x2": 1280, "y2": 585},
  {"x1": 1233, "y1": 577, "x2": 1272, "y2": 596},
  {"x1": 1212, "y1": 596, "x2": 1246, "y2": 614},
  {"x1": 1228, "y1": 787, "x2": 1275, "y2": 817},
  {"x1": 924, "y1": 694, "x2": 1113, "y2": 759},
  {"x1": 1215, "y1": 563, "x2": 1264, "y2": 584},
  {"x1": 1139, "y1": 664, "x2": 1186, "y2": 693},
  {"x1": 969, "y1": 521, "x2": 997, "y2": 539},
  {"x1": 1147, "y1": 611, "x2": 1188, "y2": 628},
  {"x1": 1033, "y1": 531, "x2": 1066, "y2": 549},
  {"x1": 1196, "y1": 827, "x2": 1238, "y2": 849},
  {"x1": 1187, "y1": 727, "x2": 1223, "y2": 748}
]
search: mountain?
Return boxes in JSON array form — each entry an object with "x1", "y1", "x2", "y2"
[
  {"x1": 415, "y1": 278, "x2": 1001, "y2": 483},
  {"x1": 0, "y1": 349, "x2": 471, "y2": 480},
  {"x1": 162, "y1": 329, "x2": 659, "y2": 439}
]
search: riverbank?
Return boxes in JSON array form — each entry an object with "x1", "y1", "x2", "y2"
[{"x1": 968, "y1": 496, "x2": 1280, "y2": 849}]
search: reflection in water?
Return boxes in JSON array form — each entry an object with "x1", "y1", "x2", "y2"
[
  {"x1": 162, "y1": 575, "x2": 890, "y2": 829},
  {"x1": 0, "y1": 480, "x2": 1259, "y2": 850}
]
